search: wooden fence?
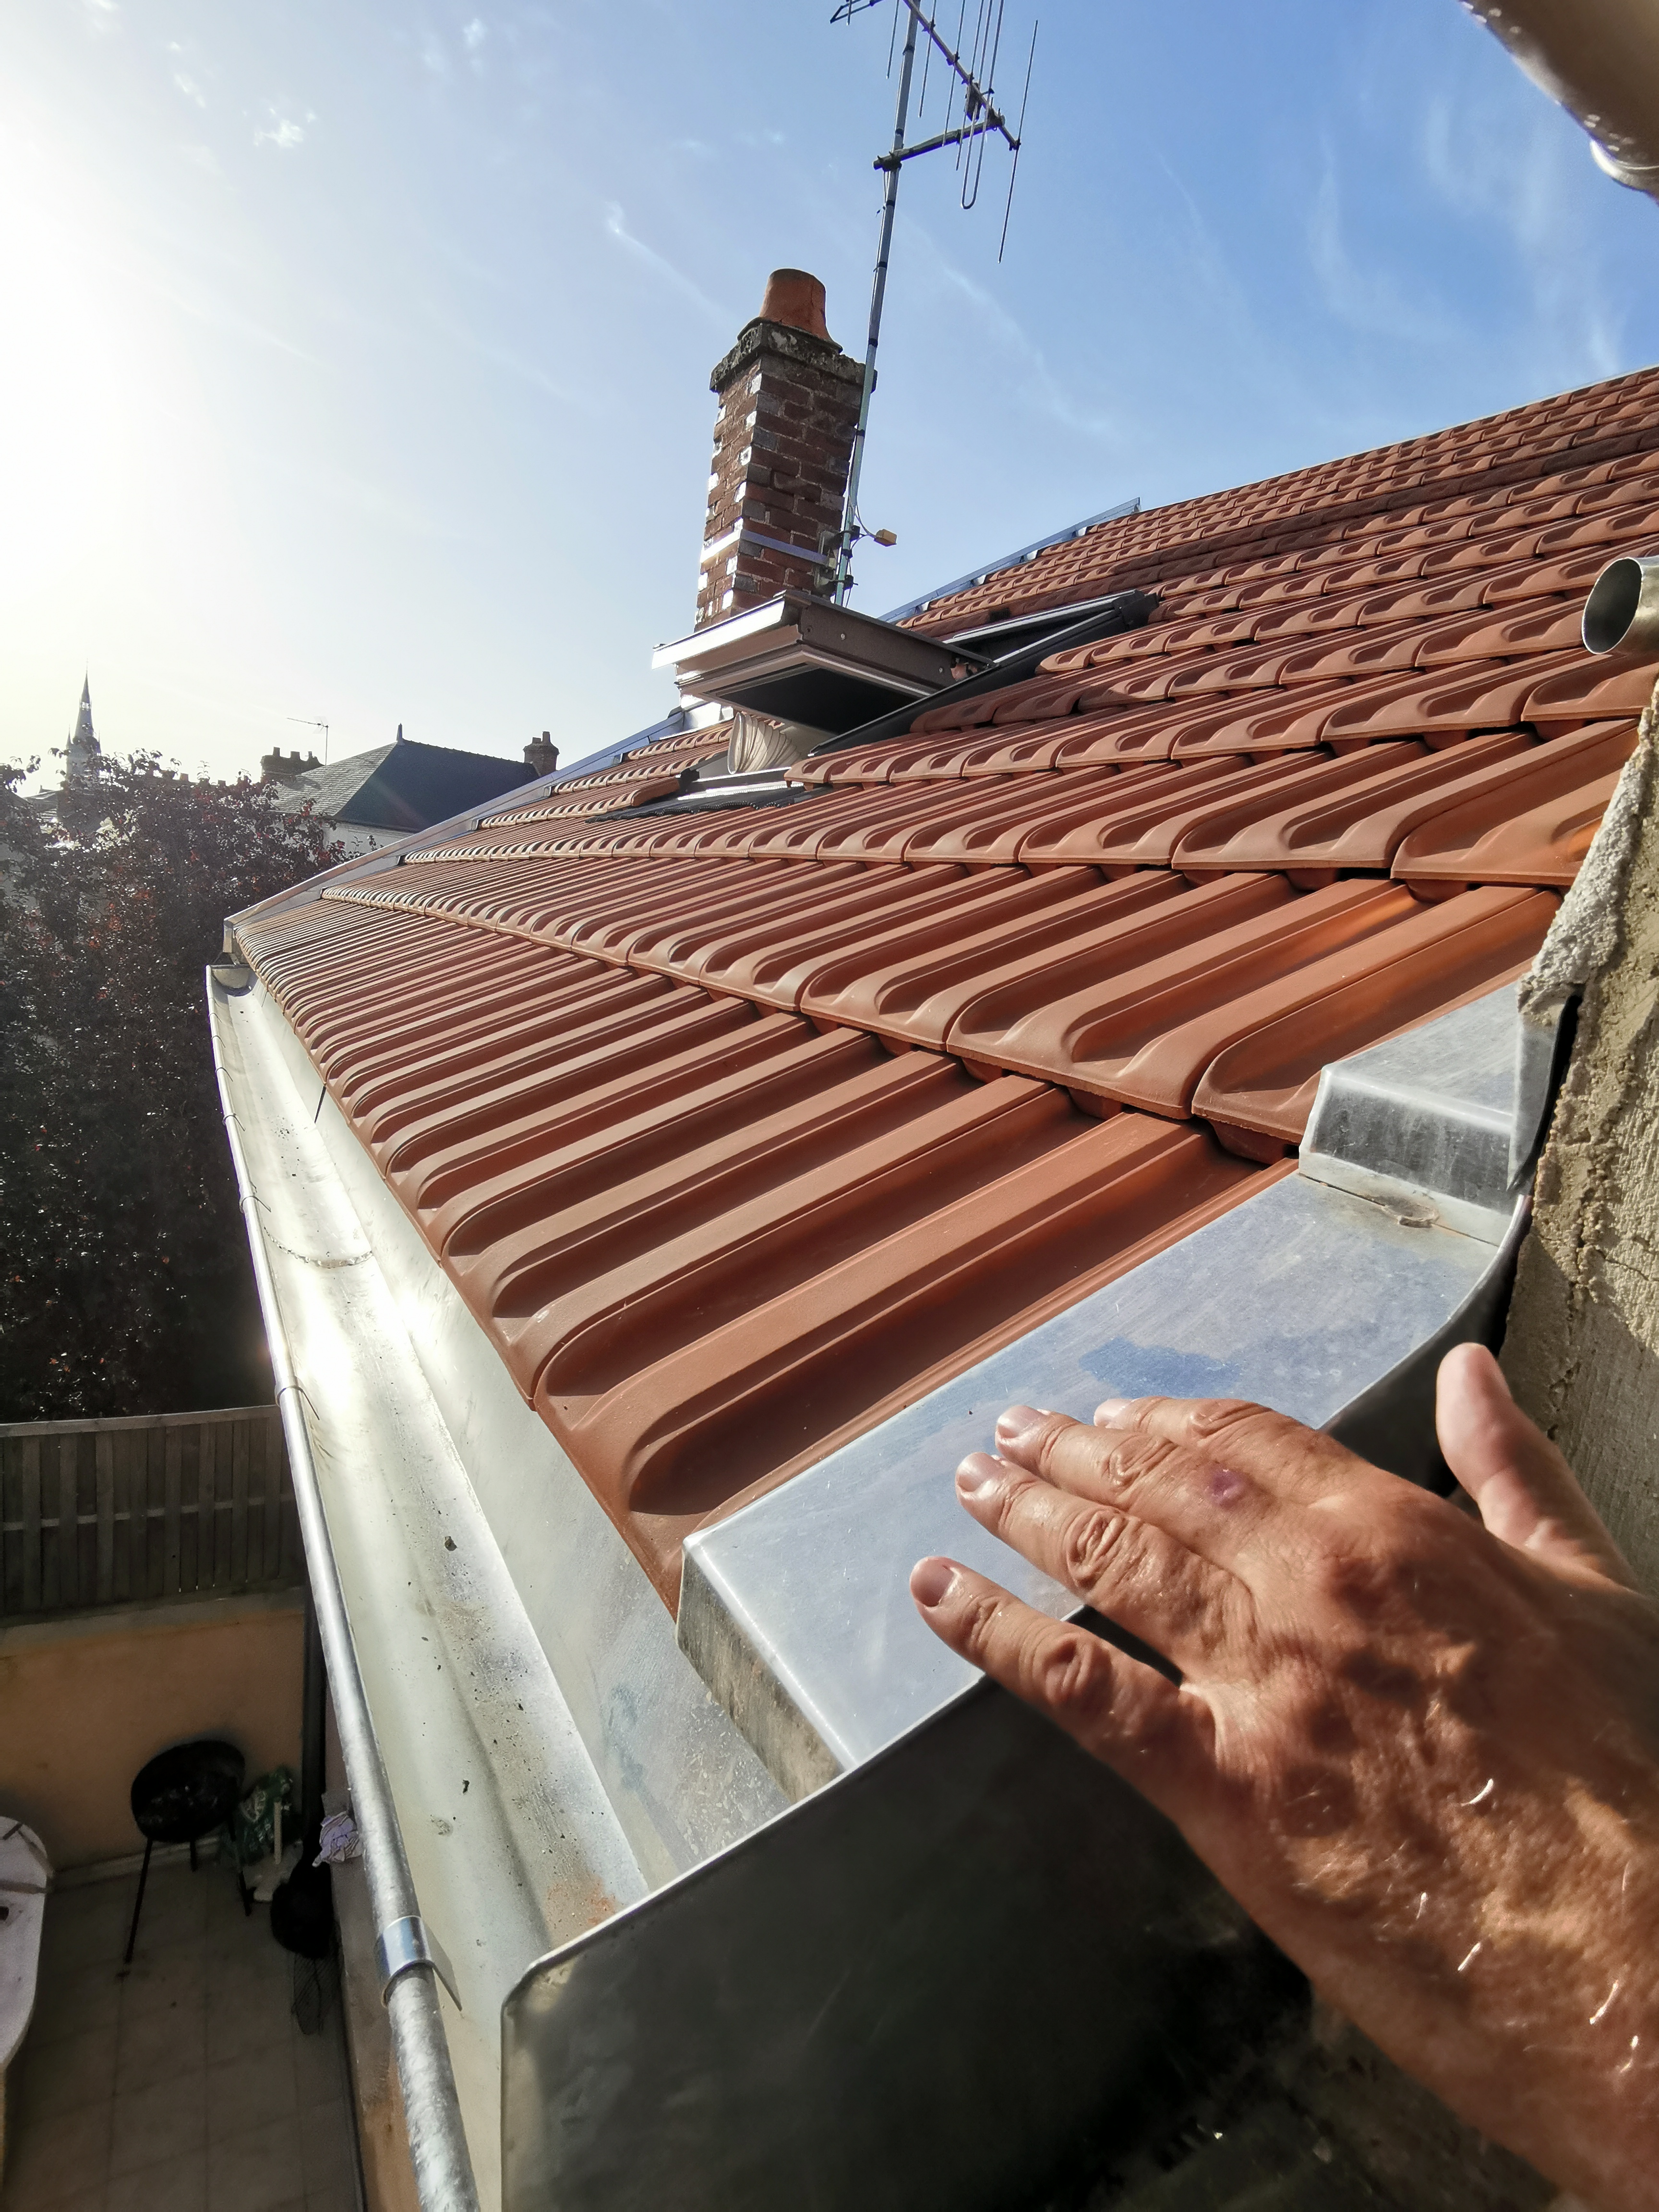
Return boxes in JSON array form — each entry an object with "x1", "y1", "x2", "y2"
[{"x1": 0, "y1": 1406, "x2": 304, "y2": 1622}]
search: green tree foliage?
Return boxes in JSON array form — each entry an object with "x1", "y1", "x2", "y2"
[{"x1": 0, "y1": 755, "x2": 343, "y2": 1419}]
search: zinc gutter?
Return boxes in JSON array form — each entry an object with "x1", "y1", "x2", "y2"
[
  {"x1": 211, "y1": 963, "x2": 731, "y2": 2211},
  {"x1": 210, "y1": 966, "x2": 482, "y2": 2212}
]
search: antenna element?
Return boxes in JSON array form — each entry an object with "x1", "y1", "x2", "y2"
[
  {"x1": 828, "y1": 0, "x2": 1036, "y2": 604},
  {"x1": 288, "y1": 716, "x2": 330, "y2": 766}
]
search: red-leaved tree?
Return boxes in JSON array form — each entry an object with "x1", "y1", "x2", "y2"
[{"x1": 0, "y1": 755, "x2": 343, "y2": 1419}]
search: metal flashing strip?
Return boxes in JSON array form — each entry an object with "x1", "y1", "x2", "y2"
[
  {"x1": 503, "y1": 1669, "x2": 1293, "y2": 2212},
  {"x1": 677, "y1": 1170, "x2": 1495, "y2": 1791},
  {"x1": 1299, "y1": 982, "x2": 1524, "y2": 1242},
  {"x1": 678, "y1": 982, "x2": 1535, "y2": 1798},
  {"x1": 697, "y1": 521, "x2": 833, "y2": 571}
]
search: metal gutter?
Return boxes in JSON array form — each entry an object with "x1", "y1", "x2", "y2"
[{"x1": 211, "y1": 966, "x2": 481, "y2": 2212}]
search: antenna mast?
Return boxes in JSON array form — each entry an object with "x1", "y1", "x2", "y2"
[
  {"x1": 830, "y1": 0, "x2": 1035, "y2": 605},
  {"x1": 288, "y1": 715, "x2": 330, "y2": 765}
]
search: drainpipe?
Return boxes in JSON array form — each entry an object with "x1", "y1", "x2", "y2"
[
  {"x1": 1460, "y1": 0, "x2": 1659, "y2": 201},
  {"x1": 211, "y1": 979, "x2": 481, "y2": 2212}
]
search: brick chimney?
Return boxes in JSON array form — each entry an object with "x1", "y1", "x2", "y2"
[
  {"x1": 524, "y1": 731, "x2": 559, "y2": 777},
  {"x1": 695, "y1": 269, "x2": 865, "y2": 629}
]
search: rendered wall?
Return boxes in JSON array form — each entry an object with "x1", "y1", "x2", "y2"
[
  {"x1": 1504, "y1": 682, "x2": 1659, "y2": 1591},
  {"x1": 0, "y1": 1590, "x2": 303, "y2": 1868}
]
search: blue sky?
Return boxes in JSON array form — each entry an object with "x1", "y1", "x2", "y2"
[{"x1": 2, "y1": 0, "x2": 1656, "y2": 787}]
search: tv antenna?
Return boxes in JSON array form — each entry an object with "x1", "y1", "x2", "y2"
[
  {"x1": 287, "y1": 715, "x2": 329, "y2": 765},
  {"x1": 828, "y1": 0, "x2": 1036, "y2": 605}
]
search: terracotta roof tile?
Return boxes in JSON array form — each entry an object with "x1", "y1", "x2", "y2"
[
  {"x1": 1191, "y1": 886, "x2": 1555, "y2": 1155},
  {"x1": 1391, "y1": 721, "x2": 1639, "y2": 892},
  {"x1": 234, "y1": 361, "x2": 1659, "y2": 1602},
  {"x1": 1169, "y1": 731, "x2": 1535, "y2": 885}
]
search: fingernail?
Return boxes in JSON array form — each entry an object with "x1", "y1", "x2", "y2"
[
  {"x1": 956, "y1": 1452, "x2": 1002, "y2": 1500},
  {"x1": 996, "y1": 1404, "x2": 1048, "y2": 1441},
  {"x1": 1094, "y1": 1396, "x2": 1130, "y2": 1426},
  {"x1": 911, "y1": 1558, "x2": 956, "y2": 1608}
]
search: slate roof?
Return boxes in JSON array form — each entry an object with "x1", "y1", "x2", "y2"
[
  {"x1": 291, "y1": 737, "x2": 541, "y2": 833},
  {"x1": 233, "y1": 364, "x2": 1659, "y2": 1605}
]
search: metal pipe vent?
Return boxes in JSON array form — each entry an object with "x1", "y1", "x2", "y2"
[{"x1": 1582, "y1": 555, "x2": 1659, "y2": 654}]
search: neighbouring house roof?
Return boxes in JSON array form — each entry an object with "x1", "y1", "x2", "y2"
[
  {"x1": 284, "y1": 735, "x2": 540, "y2": 833},
  {"x1": 234, "y1": 363, "x2": 1658, "y2": 1605}
]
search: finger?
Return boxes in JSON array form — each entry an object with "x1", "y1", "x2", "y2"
[
  {"x1": 955, "y1": 1449, "x2": 1242, "y2": 1669},
  {"x1": 1087, "y1": 1393, "x2": 1381, "y2": 1508},
  {"x1": 986, "y1": 1409, "x2": 1285, "y2": 1576},
  {"x1": 909, "y1": 1555, "x2": 1210, "y2": 1810},
  {"x1": 1435, "y1": 1344, "x2": 1636, "y2": 1589}
]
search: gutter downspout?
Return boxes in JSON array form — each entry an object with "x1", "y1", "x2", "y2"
[
  {"x1": 210, "y1": 971, "x2": 481, "y2": 2212},
  {"x1": 1461, "y1": 0, "x2": 1659, "y2": 202}
]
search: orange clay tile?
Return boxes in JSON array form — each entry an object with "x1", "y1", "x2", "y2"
[
  {"x1": 675, "y1": 866, "x2": 1088, "y2": 1010},
  {"x1": 1045, "y1": 703, "x2": 1196, "y2": 764},
  {"x1": 1414, "y1": 599, "x2": 1582, "y2": 663},
  {"x1": 796, "y1": 871, "x2": 1217, "y2": 1052},
  {"x1": 1520, "y1": 653, "x2": 1659, "y2": 723},
  {"x1": 945, "y1": 878, "x2": 1413, "y2": 1113},
  {"x1": 1249, "y1": 572, "x2": 1491, "y2": 639},
  {"x1": 897, "y1": 769, "x2": 1134, "y2": 867},
  {"x1": 535, "y1": 1103, "x2": 1265, "y2": 1588},
  {"x1": 1166, "y1": 679, "x2": 1378, "y2": 756},
  {"x1": 1190, "y1": 886, "x2": 1556, "y2": 1154},
  {"x1": 1170, "y1": 731, "x2": 1533, "y2": 885},
  {"x1": 1391, "y1": 721, "x2": 1640, "y2": 893},
  {"x1": 955, "y1": 727, "x2": 1100, "y2": 776},
  {"x1": 1018, "y1": 753, "x2": 1356, "y2": 873},
  {"x1": 621, "y1": 862, "x2": 963, "y2": 975},
  {"x1": 1314, "y1": 654, "x2": 1585, "y2": 743}
]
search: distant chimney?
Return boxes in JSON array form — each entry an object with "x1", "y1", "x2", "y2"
[
  {"x1": 695, "y1": 269, "x2": 865, "y2": 629},
  {"x1": 260, "y1": 747, "x2": 320, "y2": 785},
  {"x1": 524, "y1": 731, "x2": 559, "y2": 777}
]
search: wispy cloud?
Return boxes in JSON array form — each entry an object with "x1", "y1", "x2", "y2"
[
  {"x1": 906, "y1": 223, "x2": 1121, "y2": 445},
  {"x1": 1306, "y1": 153, "x2": 1454, "y2": 347},
  {"x1": 82, "y1": 0, "x2": 118, "y2": 33},
  {"x1": 601, "y1": 203, "x2": 729, "y2": 325},
  {"x1": 167, "y1": 41, "x2": 208, "y2": 108},
  {"x1": 254, "y1": 108, "x2": 311, "y2": 151},
  {"x1": 462, "y1": 19, "x2": 487, "y2": 54},
  {"x1": 1418, "y1": 78, "x2": 1625, "y2": 381}
]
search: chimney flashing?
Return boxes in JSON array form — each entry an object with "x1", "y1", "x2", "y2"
[{"x1": 709, "y1": 317, "x2": 865, "y2": 398}]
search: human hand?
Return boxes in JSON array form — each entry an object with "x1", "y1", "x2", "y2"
[{"x1": 910, "y1": 1346, "x2": 1659, "y2": 2212}]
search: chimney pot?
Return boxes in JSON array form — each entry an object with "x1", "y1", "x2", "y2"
[{"x1": 757, "y1": 268, "x2": 833, "y2": 344}]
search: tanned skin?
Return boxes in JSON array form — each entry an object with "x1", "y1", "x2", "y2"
[{"x1": 910, "y1": 1345, "x2": 1659, "y2": 2212}]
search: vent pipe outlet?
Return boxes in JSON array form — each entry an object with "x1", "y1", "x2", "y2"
[{"x1": 1582, "y1": 556, "x2": 1659, "y2": 655}]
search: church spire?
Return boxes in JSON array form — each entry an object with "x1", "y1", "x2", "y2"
[{"x1": 65, "y1": 677, "x2": 101, "y2": 787}]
